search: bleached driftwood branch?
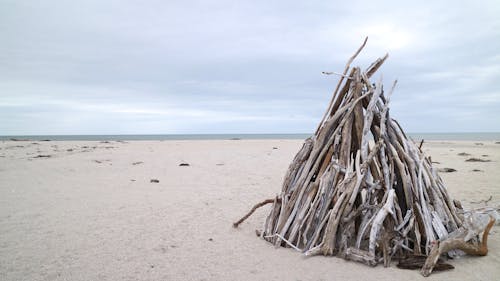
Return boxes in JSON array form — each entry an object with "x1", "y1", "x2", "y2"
[{"x1": 234, "y1": 38, "x2": 496, "y2": 276}]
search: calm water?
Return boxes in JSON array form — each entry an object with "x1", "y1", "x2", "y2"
[
  {"x1": 0, "y1": 134, "x2": 311, "y2": 141},
  {"x1": 408, "y1": 132, "x2": 500, "y2": 141},
  {"x1": 1, "y1": 133, "x2": 500, "y2": 141}
]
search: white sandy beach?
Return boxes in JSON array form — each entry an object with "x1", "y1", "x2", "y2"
[{"x1": 0, "y1": 139, "x2": 499, "y2": 281}]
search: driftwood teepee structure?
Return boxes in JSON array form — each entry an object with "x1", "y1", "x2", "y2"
[{"x1": 234, "y1": 38, "x2": 495, "y2": 276}]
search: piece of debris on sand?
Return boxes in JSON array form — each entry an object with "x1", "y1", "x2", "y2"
[
  {"x1": 179, "y1": 163, "x2": 190, "y2": 167},
  {"x1": 33, "y1": 155, "x2": 51, "y2": 158},
  {"x1": 397, "y1": 255, "x2": 454, "y2": 271},
  {"x1": 150, "y1": 179, "x2": 160, "y2": 183},
  {"x1": 465, "y1": 158, "x2": 491, "y2": 162},
  {"x1": 470, "y1": 196, "x2": 493, "y2": 204},
  {"x1": 438, "y1": 168, "x2": 457, "y2": 173}
]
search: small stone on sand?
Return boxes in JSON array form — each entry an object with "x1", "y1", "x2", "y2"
[
  {"x1": 34, "y1": 155, "x2": 51, "y2": 158},
  {"x1": 438, "y1": 168, "x2": 456, "y2": 173}
]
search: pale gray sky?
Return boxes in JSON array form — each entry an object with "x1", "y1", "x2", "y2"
[{"x1": 1, "y1": 0, "x2": 499, "y2": 135}]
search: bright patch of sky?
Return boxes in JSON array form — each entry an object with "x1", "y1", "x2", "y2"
[{"x1": 1, "y1": 0, "x2": 499, "y2": 134}]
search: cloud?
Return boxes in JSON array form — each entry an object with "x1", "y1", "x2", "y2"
[{"x1": 0, "y1": 0, "x2": 499, "y2": 134}]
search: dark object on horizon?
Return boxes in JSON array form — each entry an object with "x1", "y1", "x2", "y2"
[
  {"x1": 179, "y1": 163, "x2": 190, "y2": 166},
  {"x1": 472, "y1": 169, "x2": 483, "y2": 172},
  {"x1": 150, "y1": 179, "x2": 160, "y2": 183},
  {"x1": 230, "y1": 138, "x2": 241, "y2": 140},
  {"x1": 457, "y1": 152, "x2": 470, "y2": 156},
  {"x1": 272, "y1": 147, "x2": 278, "y2": 150},
  {"x1": 475, "y1": 143, "x2": 484, "y2": 145},
  {"x1": 465, "y1": 158, "x2": 491, "y2": 162},
  {"x1": 10, "y1": 138, "x2": 30, "y2": 141},
  {"x1": 132, "y1": 161, "x2": 144, "y2": 165}
]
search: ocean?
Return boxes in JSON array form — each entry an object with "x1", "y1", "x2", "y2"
[{"x1": 1, "y1": 133, "x2": 500, "y2": 141}]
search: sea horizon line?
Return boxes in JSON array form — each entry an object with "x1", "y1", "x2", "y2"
[{"x1": 1, "y1": 132, "x2": 500, "y2": 141}]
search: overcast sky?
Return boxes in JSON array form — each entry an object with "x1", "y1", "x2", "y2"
[{"x1": 1, "y1": 0, "x2": 499, "y2": 135}]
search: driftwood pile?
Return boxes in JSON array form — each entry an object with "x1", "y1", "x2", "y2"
[{"x1": 234, "y1": 38, "x2": 496, "y2": 276}]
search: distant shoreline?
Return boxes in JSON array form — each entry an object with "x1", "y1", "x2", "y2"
[{"x1": 1, "y1": 132, "x2": 500, "y2": 141}]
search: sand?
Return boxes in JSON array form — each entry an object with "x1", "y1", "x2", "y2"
[{"x1": 0, "y1": 139, "x2": 499, "y2": 281}]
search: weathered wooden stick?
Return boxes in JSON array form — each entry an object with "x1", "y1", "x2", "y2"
[
  {"x1": 369, "y1": 189, "x2": 396, "y2": 255},
  {"x1": 345, "y1": 247, "x2": 378, "y2": 266},
  {"x1": 322, "y1": 71, "x2": 354, "y2": 79},
  {"x1": 315, "y1": 36, "x2": 368, "y2": 134},
  {"x1": 233, "y1": 198, "x2": 281, "y2": 228},
  {"x1": 398, "y1": 255, "x2": 454, "y2": 271},
  {"x1": 421, "y1": 216, "x2": 495, "y2": 277},
  {"x1": 365, "y1": 53, "x2": 389, "y2": 78},
  {"x1": 264, "y1": 233, "x2": 302, "y2": 252}
]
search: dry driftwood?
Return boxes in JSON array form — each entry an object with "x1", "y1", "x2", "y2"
[
  {"x1": 234, "y1": 37, "x2": 496, "y2": 276},
  {"x1": 233, "y1": 198, "x2": 280, "y2": 228},
  {"x1": 421, "y1": 215, "x2": 495, "y2": 276},
  {"x1": 397, "y1": 255, "x2": 454, "y2": 271}
]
